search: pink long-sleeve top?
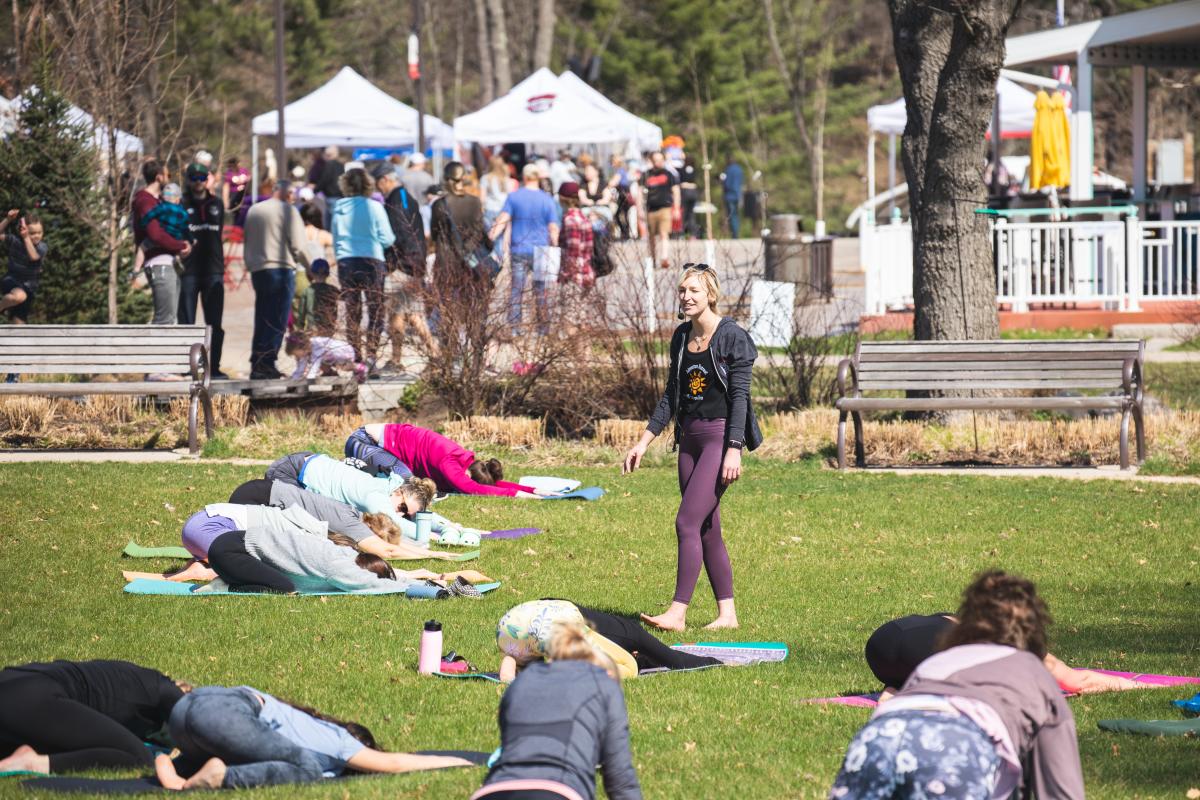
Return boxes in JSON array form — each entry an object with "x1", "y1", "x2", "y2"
[{"x1": 382, "y1": 424, "x2": 536, "y2": 497}]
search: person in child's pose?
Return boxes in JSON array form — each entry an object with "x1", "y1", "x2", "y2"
[
  {"x1": 623, "y1": 264, "x2": 762, "y2": 632},
  {"x1": 286, "y1": 330, "x2": 363, "y2": 381},
  {"x1": 865, "y1": 613, "x2": 1142, "y2": 701},
  {"x1": 294, "y1": 258, "x2": 339, "y2": 338},
  {"x1": 828, "y1": 570, "x2": 1086, "y2": 800},
  {"x1": 133, "y1": 183, "x2": 192, "y2": 275},
  {"x1": 0, "y1": 660, "x2": 189, "y2": 774},
  {"x1": 155, "y1": 685, "x2": 471, "y2": 790},
  {"x1": 342, "y1": 423, "x2": 544, "y2": 498},
  {"x1": 475, "y1": 622, "x2": 643, "y2": 800}
]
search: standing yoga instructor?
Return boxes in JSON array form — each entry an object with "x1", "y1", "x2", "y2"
[{"x1": 622, "y1": 264, "x2": 762, "y2": 631}]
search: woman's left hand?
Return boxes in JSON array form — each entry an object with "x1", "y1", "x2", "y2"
[{"x1": 721, "y1": 448, "x2": 742, "y2": 485}]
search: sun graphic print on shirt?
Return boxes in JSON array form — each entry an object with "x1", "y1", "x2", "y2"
[{"x1": 685, "y1": 364, "x2": 709, "y2": 400}]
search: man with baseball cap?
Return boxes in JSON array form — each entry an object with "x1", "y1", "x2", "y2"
[{"x1": 179, "y1": 162, "x2": 228, "y2": 378}]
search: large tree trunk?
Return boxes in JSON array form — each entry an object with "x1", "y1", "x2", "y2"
[
  {"x1": 532, "y1": 0, "x2": 555, "y2": 70},
  {"x1": 473, "y1": 0, "x2": 494, "y2": 103},
  {"x1": 487, "y1": 0, "x2": 513, "y2": 95},
  {"x1": 888, "y1": 0, "x2": 1017, "y2": 341}
]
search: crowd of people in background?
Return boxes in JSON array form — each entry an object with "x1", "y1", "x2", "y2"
[{"x1": 1, "y1": 138, "x2": 750, "y2": 382}]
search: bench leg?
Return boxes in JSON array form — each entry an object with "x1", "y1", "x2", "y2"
[
  {"x1": 837, "y1": 411, "x2": 848, "y2": 469},
  {"x1": 201, "y1": 389, "x2": 214, "y2": 438},
  {"x1": 1133, "y1": 404, "x2": 1146, "y2": 464},
  {"x1": 852, "y1": 412, "x2": 866, "y2": 468},
  {"x1": 1119, "y1": 406, "x2": 1131, "y2": 470},
  {"x1": 188, "y1": 391, "x2": 200, "y2": 456}
]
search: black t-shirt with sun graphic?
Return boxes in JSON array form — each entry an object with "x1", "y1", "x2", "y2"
[{"x1": 679, "y1": 346, "x2": 728, "y2": 420}]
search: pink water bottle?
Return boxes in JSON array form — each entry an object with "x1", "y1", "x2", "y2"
[{"x1": 418, "y1": 620, "x2": 443, "y2": 675}]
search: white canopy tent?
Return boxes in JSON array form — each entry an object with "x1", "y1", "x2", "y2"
[
  {"x1": 6, "y1": 88, "x2": 144, "y2": 158},
  {"x1": 1005, "y1": 0, "x2": 1200, "y2": 201},
  {"x1": 453, "y1": 68, "x2": 662, "y2": 154},
  {"x1": 251, "y1": 66, "x2": 454, "y2": 150}
]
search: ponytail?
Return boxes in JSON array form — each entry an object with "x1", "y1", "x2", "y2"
[
  {"x1": 280, "y1": 700, "x2": 377, "y2": 750},
  {"x1": 468, "y1": 457, "x2": 504, "y2": 486},
  {"x1": 354, "y1": 552, "x2": 397, "y2": 581}
]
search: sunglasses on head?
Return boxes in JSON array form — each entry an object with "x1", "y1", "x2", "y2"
[{"x1": 682, "y1": 262, "x2": 713, "y2": 272}]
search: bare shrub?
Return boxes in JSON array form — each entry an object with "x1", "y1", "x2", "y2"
[
  {"x1": 0, "y1": 396, "x2": 57, "y2": 436},
  {"x1": 167, "y1": 394, "x2": 250, "y2": 428}
]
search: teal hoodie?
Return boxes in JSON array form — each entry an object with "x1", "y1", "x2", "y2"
[{"x1": 331, "y1": 196, "x2": 395, "y2": 261}]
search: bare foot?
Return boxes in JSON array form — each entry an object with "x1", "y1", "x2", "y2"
[
  {"x1": 154, "y1": 754, "x2": 186, "y2": 791},
  {"x1": 640, "y1": 611, "x2": 686, "y2": 632},
  {"x1": 0, "y1": 744, "x2": 49, "y2": 774},
  {"x1": 183, "y1": 758, "x2": 227, "y2": 790},
  {"x1": 703, "y1": 616, "x2": 740, "y2": 630},
  {"x1": 165, "y1": 561, "x2": 217, "y2": 582}
]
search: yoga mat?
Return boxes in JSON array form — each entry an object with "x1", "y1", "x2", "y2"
[
  {"x1": 807, "y1": 693, "x2": 881, "y2": 708},
  {"x1": 483, "y1": 528, "x2": 542, "y2": 540},
  {"x1": 670, "y1": 641, "x2": 789, "y2": 665},
  {"x1": 1097, "y1": 718, "x2": 1200, "y2": 737},
  {"x1": 1, "y1": 772, "x2": 44, "y2": 779},
  {"x1": 1085, "y1": 670, "x2": 1200, "y2": 688},
  {"x1": 123, "y1": 578, "x2": 501, "y2": 598},
  {"x1": 542, "y1": 486, "x2": 605, "y2": 501},
  {"x1": 519, "y1": 476, "x2": 582, "y2": 495},
  {"x1": 436, "y1": 671, "x2": 503, "y2": 683},
  {"x1": 122, "y1": 542, "x2": 192, "y2": 560},
  {"x1": 437, "y1": 548, "x2": 481, "y2": 562},
  {"x1": 19, "y1": 751, "x2": 491, "y2": 794}
]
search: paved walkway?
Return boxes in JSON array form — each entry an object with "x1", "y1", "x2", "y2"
[{"x1": 0, "y1": 450, "x2": 270, "y2": 466}]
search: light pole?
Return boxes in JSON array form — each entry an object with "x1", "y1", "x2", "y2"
[
  {"x1": 274, "y1": 0, "x2": 286, "y2": 175},
  {"x1": 410, "y1": 0, "x2": 426, "y2": 157}
]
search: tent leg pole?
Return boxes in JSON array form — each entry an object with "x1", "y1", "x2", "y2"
[
  {"x1": 866, "y1": 133, "x2": 876, "y2": 225},
  {"x1": 251, "y1": 135, "x2": 259, "y2": 201}
]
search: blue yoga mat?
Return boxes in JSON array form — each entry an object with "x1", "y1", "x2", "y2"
[
  {"x1": 543, "y1": 486, "x2": 605, "y2": 501},
  {"x1": 123, "y1": 578, "x2": 501, "y2": 598}
]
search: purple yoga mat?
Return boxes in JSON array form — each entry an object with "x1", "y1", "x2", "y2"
[{"x1": 483, "y1": 528, "x2": 542, "y2": 540}]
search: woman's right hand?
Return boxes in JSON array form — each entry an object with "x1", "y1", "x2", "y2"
[{"x1": 623, "y1": 443, "x2": 647, "y2": 474}]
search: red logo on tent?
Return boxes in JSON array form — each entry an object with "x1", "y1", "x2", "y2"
[{"x1": 526, "y1": 94, "x2": 555, "y2": 113}]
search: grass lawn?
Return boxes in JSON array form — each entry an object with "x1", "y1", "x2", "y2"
[{"x1": 1, "y1": 460, "x2": 1198, "y2": 799}]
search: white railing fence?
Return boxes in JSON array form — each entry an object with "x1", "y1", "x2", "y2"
[{"x1": 860, "y1": 214, "x2": 1200, "y2": 314}]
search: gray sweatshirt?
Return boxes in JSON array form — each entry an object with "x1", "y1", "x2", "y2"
[
  {"x1": 485, "y1": 661, "x2": 642, "y2": 800},
  {"x1": 242, "y1": 526, "x2": 414, "y2": 594},
  {"x1": 269, "y1": 481, "x2": 374, "y2": 543},
  {"x1": 893, "y1": 643, "x2": 1085, "y2": 800}
]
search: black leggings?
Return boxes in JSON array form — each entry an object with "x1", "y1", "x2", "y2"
[
  {"x1": 0, "y1": 671, "x2": 153, "y2": 772},
  {"x1": 576, "y1": 606, "x2": 720, "y2": 672},
  {"x1": 207, "y1": 531, "x2": 295, "y2": 594},
  {"x1": 228, "y1": 479, "x2": 273, "y2": 506}
]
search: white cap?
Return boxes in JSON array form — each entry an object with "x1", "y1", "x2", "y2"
[
  {"x1": 345, "y1": 160, "x2": 365, "y2": 172},
  {"x1": 409, "y1": 152, "x2": 427, "y2": 166},
  {"x1": 194, "y1": 149, "x2": 214, "y2": 167},
  {"x1": 298, "y1": 186, "x2": 315, "y2": 201}
]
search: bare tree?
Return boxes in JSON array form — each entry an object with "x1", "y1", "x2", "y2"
[
  {"x1": 36, "y1": 0, "x2": 192, "y2": 323},
  {"x1": 473, "y1": 0, "x2": 495, "y2": 103},
  {"x1": 533, "y1": 0, "x2": 555, "y2": 70},
  {"x1": 487, "y1": 0, "x2": 513, "y2": 95},
  {"x1": 887, "y1": 0, "x2": 1017, "y2": 341},
  {"x1": 761, "y1": 0, "x2": 841, "y2": 226}
]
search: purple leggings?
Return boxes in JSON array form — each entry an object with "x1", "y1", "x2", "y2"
[{"x1": 674, "y1": 416, "x2": 734, "y2": 604}]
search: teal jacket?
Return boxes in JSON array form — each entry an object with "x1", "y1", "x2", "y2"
[{"x1": 331, "y1": 197, "x2": 395, "y2": 261}]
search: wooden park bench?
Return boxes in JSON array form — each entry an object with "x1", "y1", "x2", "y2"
[
  {"x1": 835, "y1": 339, "x2": 1146, "y2": 470},
  {"x1": 0, "y1": 324, "x2": 214, "y2": 454}
]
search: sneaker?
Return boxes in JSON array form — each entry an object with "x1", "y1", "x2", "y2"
[
  {"x1": 4, "y1": 373, "x2": 16, "y2": 384},
  {"x1": 430, "y1": 492, "x2": 450, "y2": 505},
  {"x1": 211, "y1": 370, "x2": 230, "y2": 380},
  {"x1": 432, "y1": 527, "x2": 481, "y2": 547},
  {"x1": 447, "y1": 576, "x2": 482, "y2": 598}
]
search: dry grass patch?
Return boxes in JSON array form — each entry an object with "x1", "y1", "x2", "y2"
[{"x1": 442, "y1": 415, "x2": 546, "y2": 449}]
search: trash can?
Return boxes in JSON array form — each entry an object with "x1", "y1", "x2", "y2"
[{"x1": 763, "y1": 214, "x2": 833, "y2": 297}]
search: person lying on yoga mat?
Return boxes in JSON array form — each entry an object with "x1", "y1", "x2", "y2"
[
  {"x1": 154, "y1": 685, "x2": 471, "y2": 790},
  {"x1": 0, "y1": 660, "x2": 189, "y2": 775},
  {"x1": 346, "y1": 423, "x2": 545, "y2": 497},
  {"x1": 265, "y1": 452, "x2": 483, "y2": 546},
  {"x1": 205, "y1": 522, "x2": 444, "y2": 594},
  {"x1": 495, "y1": 599, "x2": 721, "y2": 683},
  {"x1": 475, "y1": 622, "x2": 642, "y2": 800},
  {"x1": 865, "y1": 612, "x2": 1141, "y2": 701},
  {"x1": 829, "y1": 570, "x2": 1085, "y2": 800}
]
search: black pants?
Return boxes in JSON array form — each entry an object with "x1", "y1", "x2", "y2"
[
  {"x1": 576, "y1": 606, "x2": 720, "y2": 671},
  {"x1": 263, "y1": 453, "x2": 312, "y2": 488},
  {"x1": 228, "y1": 479, "x2": 273, "y2": 506},
  {"x1": 207, "y1": 531, "x2": 295, "y2": 594},
  {"x1": 0, "y1": 670, "x2": 153, "y2": 772},
  {"x1": 177, "y1": 271, "x2": 225, "y2": 373}
]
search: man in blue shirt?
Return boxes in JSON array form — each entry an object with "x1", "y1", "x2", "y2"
[
  {"x1": 489, "y1": 163, "x2": 560, "y2": 335},
  {"x1": 720, "y1": 156, "x2": 744, "y2": 238}
]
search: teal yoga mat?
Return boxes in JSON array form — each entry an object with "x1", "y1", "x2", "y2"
[
  {"x1": 122, "y1": 541, "x2": 192, "y2": 559},
  {"x1": 123, "y1": 578, "x2": 501, "y2": 598}
]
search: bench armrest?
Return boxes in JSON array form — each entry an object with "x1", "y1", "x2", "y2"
[
  {"x1": 836, "y1": 358, "x2": 859, "y2": 399},
  {"x1": 1121, "y1": 356, "x2": 1143, "y2": 406},
  {"x1": 189, "y1": 342, "x2": 211, "y2": 393}
]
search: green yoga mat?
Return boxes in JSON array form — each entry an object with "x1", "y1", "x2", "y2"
[
  {"x1": 0, "y1": 771, "x2": 44, "y2": 778},
  {"x1": 123, "y1": 541, "x2": 478, "y2": 563},
  {"x1": 1098, "y1": 718, "x2": 1200, "y2": 737},
  {"x1": 123, "y1": 541, "x2": 192, "y2": 559}
]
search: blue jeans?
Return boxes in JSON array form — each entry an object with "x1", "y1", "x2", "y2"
[
  {"x1": 828, "y1": 710, "x2": 1001, "y2": 800},
  {"x1": 344, "y1": 427, "x2": 413, "y2": 479},
  {"x1": 168, "y1": 687, "x2": 324, "y2": 788},
  {"x1": 724, "y1": 195, "x2": 741, "y2": 238},
  {"x1": 178, "y1": 271, "x2": 225, "y2": 373},
  {"x1": 250, "y1": 268, "x2": 295, "y2": 375},
  {"x1": 508, "y1": 252, "x2": 548, "y2": 334}
]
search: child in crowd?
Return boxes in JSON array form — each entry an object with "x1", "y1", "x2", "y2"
[
  {"x1": 133, "y1": 183, "x2": 191, "y2": 274},
  {"x1": 829, "y1": 570, "x2": 1085, "y2": 800},
  {"x1": 294, "y1": 258, "x2": 339, "y2": 337},
  {"x1": 0, "y1": 208, "x2": 48, "y2": 324},
  {"x1": 155, "y1": 685, "x2": 471, "y2": 790},
  {"x1": 475, "y1": 622, "x2": 643, "y2": 800},
  {"x1": 286, "y1": 330, "x2": 364, "y2": 382}
]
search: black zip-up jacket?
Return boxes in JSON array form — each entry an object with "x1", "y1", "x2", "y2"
[
  {"x1": 182, "y1": 190, "x2": 225, "y2": 276},
  {"x1": 383, "y1": 186, "x2": 427, "y2": 278},
  {"x1": 647, "y1": 317, "x2": 763, "y2": 451}
]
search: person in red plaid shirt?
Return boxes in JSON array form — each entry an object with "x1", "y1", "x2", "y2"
[{"x1": 557, "y1": 181, "x2": 595, "y2": 289}]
